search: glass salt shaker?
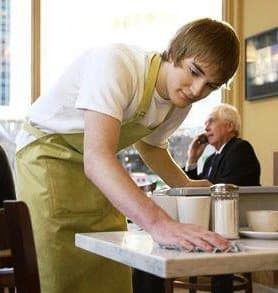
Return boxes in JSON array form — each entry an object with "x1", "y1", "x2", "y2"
[{"x1": 210, "y1": 183, "x2": 239, "y2": 239}]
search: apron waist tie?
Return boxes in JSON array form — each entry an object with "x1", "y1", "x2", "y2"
[{"x1": 23, "y1": 121, "x2": 47, "y2": 139}]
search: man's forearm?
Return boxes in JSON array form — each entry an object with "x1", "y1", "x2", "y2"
[
  {"x1": 134, "y1": 141, "x2": 210, "y2": 187},
  {"x1": 134, "y1": 141, "x2": 191, "y2": 186},
  {"x1": 84, "y1": 150, "x2": 173, "y2": 233}
]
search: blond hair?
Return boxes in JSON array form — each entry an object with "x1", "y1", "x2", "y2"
[{"x1": 162, "y1": 18, "x2": 240, "y2": 86}]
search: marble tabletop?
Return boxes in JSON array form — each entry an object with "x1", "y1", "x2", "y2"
[
  {"x1": 75, "y1": 231, "x2": 278, "y2": 278},
  {"x1": 156, "y1": 185, "x2": 278, "y2": 196}
]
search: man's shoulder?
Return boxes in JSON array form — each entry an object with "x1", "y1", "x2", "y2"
[
  {"x1": 81, "y1": 44, "x2": 148, "y2": 71},
  {"x1": 224, "y1": 137, "x2": 256, "y2": 157},
  {"x1": 227, "y1": 137, "x2": 253, "y2": 149}
]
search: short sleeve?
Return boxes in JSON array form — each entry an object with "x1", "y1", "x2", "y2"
[{"x1": 76, "y1": 47, "x2": 137, "y2": 122}]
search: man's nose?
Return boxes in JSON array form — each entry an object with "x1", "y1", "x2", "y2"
[
  {"x1": 190, "y1": 79, "x2": 205, "y2": 99},
  {"x1": 204, "y1": 121, "x2": 210, "y2": 131}
]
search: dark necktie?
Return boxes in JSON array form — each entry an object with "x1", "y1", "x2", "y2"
[{"x1": 207, "y1": 153, "x2": 220, "y2": 177}]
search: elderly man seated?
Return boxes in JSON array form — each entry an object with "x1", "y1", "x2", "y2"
[
  {"x1": 179, "y1": 103, "x2": 259, "y2": 292},
  {"x1": 184, "y1": 103, "x2": 260, "y2": 186}
]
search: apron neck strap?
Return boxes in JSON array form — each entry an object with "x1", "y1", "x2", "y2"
[{"x1": 132, "y1": 54, "x2": 162, "y2": 123}]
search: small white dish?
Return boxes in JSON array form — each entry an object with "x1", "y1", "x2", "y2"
[{"x1": 239, "y1": 228, "x2": 278, "y2": 239}]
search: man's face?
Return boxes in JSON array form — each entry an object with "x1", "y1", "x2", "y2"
[
  {"x1": 162, "y1": 57, "x2": 222, "y2": 108},
  {"x1": 204, "y1": 112, "x2": 233, "y2": 150}
]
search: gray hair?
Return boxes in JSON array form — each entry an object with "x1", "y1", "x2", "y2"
[{"x1": 211, "y1": 103, "x2": 241, "y2": 136}]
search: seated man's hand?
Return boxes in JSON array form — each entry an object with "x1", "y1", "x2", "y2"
[{"x1": 187, "y1": 133, "x2": 208, "y2": 165}]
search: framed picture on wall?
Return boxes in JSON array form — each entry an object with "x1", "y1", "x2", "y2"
[{"x1": 245, "y1": 27, "x2": 278, "y2": 100}]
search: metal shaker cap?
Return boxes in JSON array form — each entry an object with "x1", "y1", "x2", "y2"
[{"x1": 210, "y1": 183, "x2": 239, "y2": 194}]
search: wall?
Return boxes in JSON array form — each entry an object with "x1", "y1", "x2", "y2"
[
  {"x1": 241, "y1": 0, "x2": 278, "y2": 185},
  {"x1": 239, "y1": 0, "x2": 278, "y2": 288}
]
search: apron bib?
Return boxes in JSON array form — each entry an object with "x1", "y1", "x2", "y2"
[{"x1": 16, "y1": 54, "x2": 165, "y2": 293}]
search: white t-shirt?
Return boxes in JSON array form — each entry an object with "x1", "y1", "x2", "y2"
[{"x1": 16, "y1": 44, "x2": 191, "y2": 150}]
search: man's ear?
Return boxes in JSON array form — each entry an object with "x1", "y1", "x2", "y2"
[{"x1": 226, "y1": 121, "x2": 234, "y2": 133}]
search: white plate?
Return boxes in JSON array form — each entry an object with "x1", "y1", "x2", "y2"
[
  {"x1": 237, "y1": 239, "x2": 278, "y2": 251},
  {"x1": 239, "y1": 229, "x2": 278, "y2": 239}
]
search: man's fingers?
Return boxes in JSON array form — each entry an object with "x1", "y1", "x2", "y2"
[
  {"x1": 202, "y1": 231, "x2": 230, "y2": 251},
  {"x1": 178, "y1": 239, "x2": 195, "y2": 251}
]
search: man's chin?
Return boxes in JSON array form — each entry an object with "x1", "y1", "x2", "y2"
[
  {"x1": 172, "y1": 98, "x2": 192, "y2": 108},
  {"x1": 207, "y1": 138, "x2": 215, "y2": 146},
  {"x1": 175, "y1": 103, "x2": 191, "y2": 109}
]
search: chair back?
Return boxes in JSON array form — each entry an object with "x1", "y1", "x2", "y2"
[
  {"x1": 0, "y1": 209, "x2": 10, "y2": 251},
  {"x1": 0, "y1": 207, "x2": 14, "y2": 293},
  {"x1": 1, "y1": 201, "x2": 41, "y2": 293}
]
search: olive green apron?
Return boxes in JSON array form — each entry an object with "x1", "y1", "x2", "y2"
[{"x1": 16, "y1": 54, "x2": 170, "y2": 293}]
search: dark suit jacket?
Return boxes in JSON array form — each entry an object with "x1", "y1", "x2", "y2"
[
  {"x1": 185, "y1": 137, "x2": 261, "y2": 186},
  {"x1": 0, "y1": 145, "x2": 16, "y2": 207}
]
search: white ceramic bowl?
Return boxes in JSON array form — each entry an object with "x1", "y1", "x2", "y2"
[{"x1": 246, "y1": 210, "x2": 278, "y2": 232}]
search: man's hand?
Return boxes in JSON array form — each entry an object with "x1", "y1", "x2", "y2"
[
  {"x1": 187, "y1": 133, "x2": 208, "y2": 165},
  {"x1": 150, "y1": 218, "x2": 229, "y2": 252}
]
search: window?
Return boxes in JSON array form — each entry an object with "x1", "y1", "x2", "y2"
[
  {"x1": 40, "y1": 0, "x2": 222, "y2": 186},
  {"x1": 0, "y1": 0, "x2": 31, "y2": 119},
  {"x1": 0, "y1": 0, "x2": 31, "y2": 169},
  {"x1": 41, "y1": 0, "x2": 222, "y2": 93},
  {"x1": 0, "y1": 0, "x2": 10, "y2": 105}
]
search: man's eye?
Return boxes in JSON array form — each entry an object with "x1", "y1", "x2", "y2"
[{"x1": 189, "y1": 68, "x2": 198, "y2": 76}]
